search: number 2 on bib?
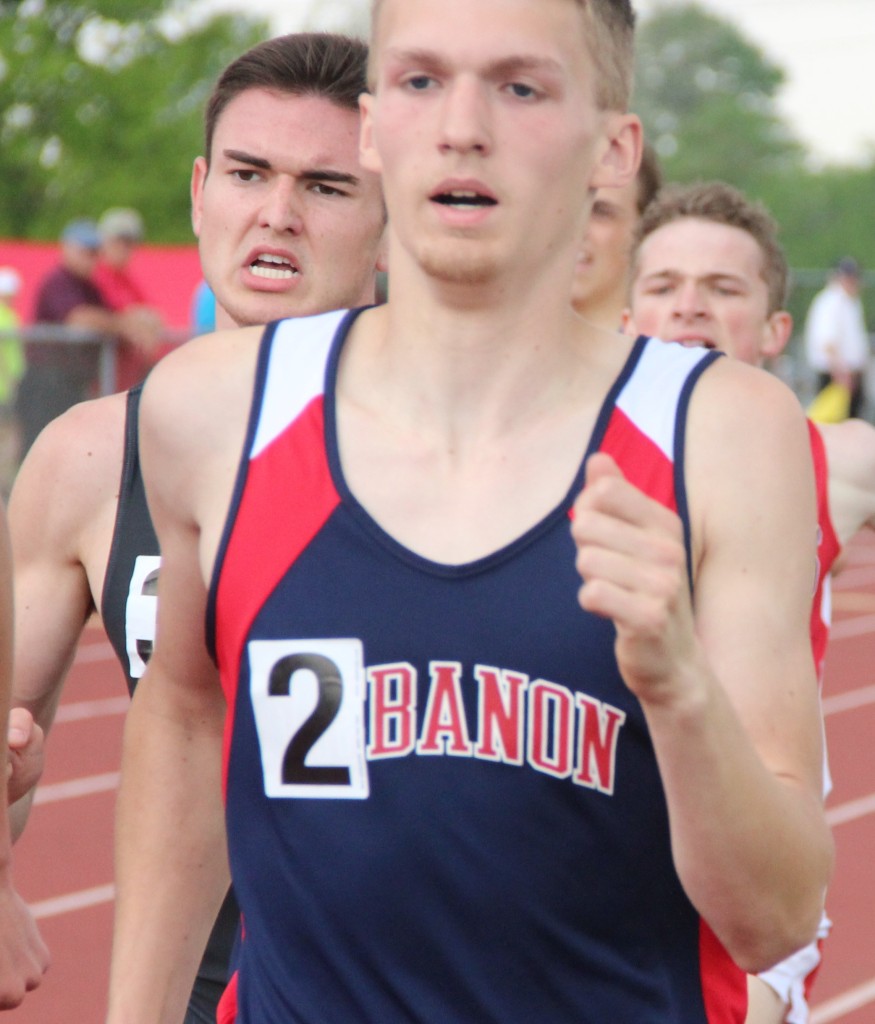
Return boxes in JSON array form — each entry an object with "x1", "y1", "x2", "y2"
[{"x1": 249, "y1": 638, "x2": 369, "y2": 799}]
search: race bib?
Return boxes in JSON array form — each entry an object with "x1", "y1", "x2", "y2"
[{"x1": 249, "y1": 638, "x2": 369, "y2": 800}]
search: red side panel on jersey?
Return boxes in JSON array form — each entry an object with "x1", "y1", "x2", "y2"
[
  {"x1": 699, "y1": 920, "x2": 747, "y2": 1021},
  {"x1": 214, "y1": 396, "x2": 340, "y2": 787},
  {"x1": 803, "y1": 936, "x2": 826, "y2": 1002},
  {"x1": 603, "y1": 362, "x2": 748, "y2": 1023},
  {"x1": 807, "y1": 419, "x2": 840, "y2": 679},
  {"x1": 598, "y1": 406, "x2": 678, "y2": 512},
  {"x1": 216, "y1": 970, "x2": 239, "y2": 1024}
]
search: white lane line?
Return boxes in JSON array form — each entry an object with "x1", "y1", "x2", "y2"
[
  {"x1": 811, "y1": 977, "x2": 875, "y2": 1022},
  {"x1": 825, "y1": 793, "x2": 875, "y2": 828},
  {"x1": 833, "y1": 566, "x2": 875, "y2": 590},
  {"x1": 822, "y1": 685, "x2": 875, "y2": 716},
  {"x1": 829, "y1": 613, "x2": 875, "y2": 641},
  {"x1": 53, "y1": 696, "x2": 129, "y2": 723},
  {"x1": 29, "y1": 883, "x2": 114, "y2": 921},
  {"x1": 72, "y1": 641, "x2": 115, "y2": 665},
  {"x1": 52, "y1": 682, "x2": 874, "y2": 723},
  {"x1": 33, "y1": 772, "x2": 120, "y2": 805},
  {"x1": 29, "y1": 767, "x2": 871, "y2": 826}
]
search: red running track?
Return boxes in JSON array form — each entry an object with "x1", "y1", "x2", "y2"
[
  {"x1": 6, "y1": 629, "x2": 123, "y2": 1022},
  {"x1": 4, "y1": 534, "x2": 875, "y2": 1023}
]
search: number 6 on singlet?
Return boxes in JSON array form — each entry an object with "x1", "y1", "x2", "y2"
[{"x1": 249, "y1": 638, "x2": 370, "y2": 800}]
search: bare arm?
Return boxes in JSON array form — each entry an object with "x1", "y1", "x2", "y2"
[
  {"x1": 5, "y1": 710, "x2": 44, "y2": 820},
  {"x1": 818, "y1": 418, "x2": 875, "y2": 550},
  {"x1": 6, "y1": 397, "x2": 124, "y2": 839},
  {"x1": 109, "y1": 531, "x2": 228, "y2": 1022},
  {"x1": 0, "y1": 501, "x2": 51, "y2": 1004},
  {"x1": 107, "y1": 331, "x2": 257, "y2": 1023},
  {"x1": 573, "y1": 360, "x2": 832, "y2": 972}
]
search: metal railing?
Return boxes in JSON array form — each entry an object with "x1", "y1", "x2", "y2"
[
  {"x1": 0, "y1": 324, "x2": 193, "y2": 397},
  {"x1": 11, "y1": 325, "x2": 116, "y2": 396}
]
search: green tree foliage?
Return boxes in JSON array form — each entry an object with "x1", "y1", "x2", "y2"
[
  {"x1": 766, "y1": 161, "x2": 875, "y2": 328},
  {"x1": 0, "y1": 0, "x2": 269, "y2": 241},
  {"x1": 634, "y1": 3, "x2": 875, "y2": 326},
  {"x1": 633, "y1": 3, "x2": 806, "y2": 191}
]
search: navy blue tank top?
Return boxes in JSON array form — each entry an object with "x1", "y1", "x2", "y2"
[{"x1": 209, "y1": 309, "x2": 741, "y2": 1023}]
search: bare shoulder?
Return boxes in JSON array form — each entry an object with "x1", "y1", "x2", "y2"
[
  {"x1": 8, "y1": 391, "x2": 129, "y2": 556},
  {"x1": 687, "y1": 357, "x2": 811, "y2": 467},
  {"x1": 684, "y1": 358, "x2": 815, "y2": 561},
  {"x1": 14, "y1": 390, "x2": 127, "y2": 490},
  {"x1": 138, "y1": 326, "x2": 264, "y2": 538},
  {"x1": 139, "y1": 326, "x2": 263, "y2": 457}
]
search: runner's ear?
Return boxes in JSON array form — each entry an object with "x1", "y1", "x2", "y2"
[{"x1": 590, "y1": 114, "x2": 642, "y2": 192}]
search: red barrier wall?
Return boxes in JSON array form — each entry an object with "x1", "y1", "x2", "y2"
[{"x1": 0, "y1": 240, "x2": 202, "y2": 331}]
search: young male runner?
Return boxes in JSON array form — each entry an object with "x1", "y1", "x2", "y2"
[
  {"x1": 571, "y1": 140, "x2": 661, "y2": 329},
  {"x1": 108, "y1": 2, "x2": 833, "y2": 1021},
  {"x1": 7, "y1": 32, "x2": 385, "y2": 1024},
  {"x1": 625, "y1": 179, "x2": 875, "y2": 1024}
]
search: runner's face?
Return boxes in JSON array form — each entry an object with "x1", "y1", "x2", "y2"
[
  {"x1": 571, "y1": 176, "x2": 640, "y2": 321},
  {"x1": 192, "y1": 88, "x2": 385, "y2": 329},
  {"x1": 628, "y1": 218, "x2": 784, "y2": 366},
  {"x1": 361, "y1": 0, "x2": 632, "y2": 292}
]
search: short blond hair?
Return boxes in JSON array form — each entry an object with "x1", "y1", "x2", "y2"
[{"x1": 368, "y1": 0, "x2": 635, "y2": 111}]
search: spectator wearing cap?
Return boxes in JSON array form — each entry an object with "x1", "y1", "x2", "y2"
[
  {"x1": 15, "y1": 218, "x2": 154, "y2": 457},
  {"x1": 95, "y1": 207, "x2": 165, "y2": 391},
  {"x1": 805, "y1": 257, "x2": 870, "y2": 419}
]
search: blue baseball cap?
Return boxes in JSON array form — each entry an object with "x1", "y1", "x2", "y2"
[
  {"x1": 61, "y1": 218, "x2": 101, "y2": 250},
  {"x1": 836, "y1": 257, "x2": 861, "y2": 278}
]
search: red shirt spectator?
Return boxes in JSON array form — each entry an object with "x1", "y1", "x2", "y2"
[{"x1": 94, "y1": 208, "x2": 164, "y2": 390}]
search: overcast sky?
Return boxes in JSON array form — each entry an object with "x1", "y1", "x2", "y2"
[{"x1": 195, "y1": 0, "x2": 874, "y2": 167}]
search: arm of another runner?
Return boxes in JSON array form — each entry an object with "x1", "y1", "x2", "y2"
[
  {"x1": 107, "y1": 332, "x2": 254, "y2": 1024},
  {"x1": 0, "y1": 501, "x2": 50, "y2": 1006},
  {"x1": 818, "y1": 418, "x2": 875, "y2": 550},
  {"x1": 573, "y1": 358, "x2": 833, "y2": 973},
  {"x1": 6, "y1": 709, "x2": 44, "y2": 812},
  {"x1": 6, "y1": 398, "x2": 123, "y2": 839}
]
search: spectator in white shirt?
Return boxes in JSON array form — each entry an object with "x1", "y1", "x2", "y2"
[{"x1": 805, "y1": 257, "x2": 869, "y2": 418}]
